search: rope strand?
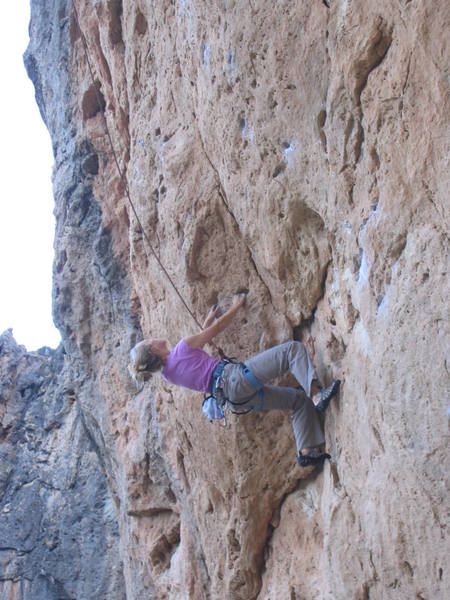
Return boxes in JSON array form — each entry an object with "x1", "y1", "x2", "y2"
[{"x1": 72, "y1": 2, "x2": 203, "y2": 331}]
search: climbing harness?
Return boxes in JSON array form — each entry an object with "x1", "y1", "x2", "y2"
[
  {"x1": 72, "y1": 2, "x2": 203, "y2": 332},
  {"x1": 202, "y1": 359, "x2": 232, "y2": 425},
  {"x1": 202, "y1": 360, "x2": 265, "y2": 424}
]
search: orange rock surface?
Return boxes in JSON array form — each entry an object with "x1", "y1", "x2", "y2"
[{"x1": 14, "y1": 1, "x2": 449, "y2": 598}]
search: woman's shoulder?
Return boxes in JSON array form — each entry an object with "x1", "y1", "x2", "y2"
[{"x1": 169, "y1": 338, "x2": 193, "y2": 357}]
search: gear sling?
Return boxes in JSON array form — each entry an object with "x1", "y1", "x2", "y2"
[{"x1": 202, "y1": 359, "x2": 264, "y2": 422}]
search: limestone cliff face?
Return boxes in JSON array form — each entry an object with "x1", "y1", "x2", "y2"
[{"x1": 6, "y1": 0, "x2": 448, "y2": 598}]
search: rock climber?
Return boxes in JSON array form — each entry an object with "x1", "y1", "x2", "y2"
[{"x1": 128, "y1": 293, "x2": 340, "y2": 468}]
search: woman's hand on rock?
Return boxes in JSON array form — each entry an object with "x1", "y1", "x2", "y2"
[
  {"x1": 203, "y1": 304, "x2": 222, "y2": 328},
  {"x1": 232, "y1": 292, "x2": 247, "y2": 309}
]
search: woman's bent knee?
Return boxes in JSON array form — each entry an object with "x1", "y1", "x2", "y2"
[{"x1": 288, "y1": 340, "x2": 306, "y2": 356}]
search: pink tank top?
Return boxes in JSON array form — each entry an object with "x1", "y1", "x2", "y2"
[{"x1": 162, "y1": 339, "x2": 220, "y2": 392}]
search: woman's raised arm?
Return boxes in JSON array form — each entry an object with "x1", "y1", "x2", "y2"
[{"x1": 185, "y1": 293, "x2": 247, "y2": 349}]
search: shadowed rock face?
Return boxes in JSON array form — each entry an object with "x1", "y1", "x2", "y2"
[
  {"x1": 6, "y1": 0, "x2": 448, "y2": 598},
  {"x1": 0, "y1": 331, "x2": 125, "y2": 600}
]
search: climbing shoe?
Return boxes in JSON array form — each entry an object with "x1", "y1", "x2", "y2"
[
  {"x1": 297, "y1": 449, "x2": 331, "y2": 468},
  {"x1": 314, "y1": 379, "x2": 341, "y2": 413}
]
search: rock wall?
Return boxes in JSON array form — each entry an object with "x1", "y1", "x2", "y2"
[
  {"x1": 11, "y1": 0, "x2": 449, "y2": 598},
  {"x1": 0, "y1": 331, "x2": 125, "y2": 600}
]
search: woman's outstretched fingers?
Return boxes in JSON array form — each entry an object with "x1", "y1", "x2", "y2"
[
  {"x1": 203, "y1": 304, "x2": 223, "y2": 329},
  {"x1": 207, "y1": 304, "x2": 218, "y2": 318},
  {"x1": 232, "y1": 292, "x2": 247, "y2": 308}
]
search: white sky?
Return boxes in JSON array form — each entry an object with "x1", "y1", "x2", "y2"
[{"x1": 0, "y1": 3, "x2": 61, "y2": 350}]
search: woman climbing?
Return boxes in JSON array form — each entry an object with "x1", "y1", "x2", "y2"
[{"x1": 129, "y1": 293, "x2": 340, "y2": 468}]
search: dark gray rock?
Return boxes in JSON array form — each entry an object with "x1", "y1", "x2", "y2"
[
  {"x1": 0, "y1": 0, "x2": 132, "y2": 596},
  {"x1": 0, "y1": 331, "x2": 126, "y2": 599}
]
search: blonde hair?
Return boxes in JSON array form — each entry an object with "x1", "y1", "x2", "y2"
[{"x1": 128, "y1": 342, "x2": 163, "y2": 384}]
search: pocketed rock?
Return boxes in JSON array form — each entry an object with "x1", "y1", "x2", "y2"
[{"x1": 15, "y1": 0, "x2": 450, "y2": 598}]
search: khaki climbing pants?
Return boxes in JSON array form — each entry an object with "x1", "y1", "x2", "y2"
[{"x1": 222, "y1": 341, "x2": 325, "y2": 453}]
